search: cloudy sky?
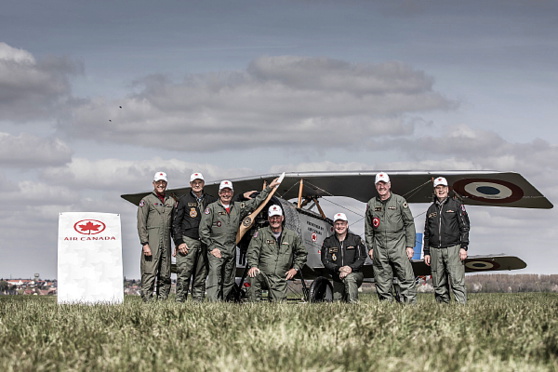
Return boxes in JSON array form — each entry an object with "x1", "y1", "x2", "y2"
[{"x1": 1, "y1": 0, "x2": 557, "y2": 279}]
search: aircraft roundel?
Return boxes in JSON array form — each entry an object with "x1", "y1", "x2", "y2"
[
  {"x1": 453, "y1": 178, "x2": 524, "y2": 204},
  {"x1": 372, "y1": 217, "x2": 380, "y2": 228},
  {"x1": 465, "y1": 260, "x2": 500, "y2": 271}
]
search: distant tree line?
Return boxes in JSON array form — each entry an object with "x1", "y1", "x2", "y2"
[{"x1": 465, "y1": 274, "x2": 558, "y2": 293}]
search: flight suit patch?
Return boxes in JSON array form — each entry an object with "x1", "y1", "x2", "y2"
[
  {"x1": 346, "y1": 245, "x2": 355, "y2": 250},
  {"x1": 428, "y1": 212, "x2": 437, "y2": 218},
  {"x1": 372, "y1": 217, "x2": 380, "y2": 228},
  {"x1": 332, "y1": 254, "x2": 337, "y2": 262},
  {"x1": 213, "y1": 221, "x2": 222, "y2": 227},
  {"x1": 374, "y1": 207, "x2": 382, "y2": 212},
  {"x1": 388, "y1": 206, "x2": 396, "y2": 210},
  {"x1": 328, "y1": 248, "x2": 338, "y2": 253},
  {"x1": 189, "y1": 208, "x2": 198, "y2": 218},
  {"x1": 139, "y1": 200, "x2": 145, "y2": 207},
  {"x1": 446, "y1": 209, "x2": 455, "y2": 213},
  {"x1": 204, "y1": 207, "x2": 210, "y2": 215},
  {"x1": 188, "y1": 202, "x2": 197, "y2": 207},
  {"x1": 266, "y1": 239, "x2": 274, "y2": 244},
  {"x1": 403, "y1": 202, "x2": 409, "y2": 208},
  {"x1": 218, "y1": 211, "x2": 227, "y2": 216}
]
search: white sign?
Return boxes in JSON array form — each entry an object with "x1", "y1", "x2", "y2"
[{"x1": 57, "y1": 212, "x2": 123, "y2": 304}]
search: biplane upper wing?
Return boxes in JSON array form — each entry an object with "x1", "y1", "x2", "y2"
[{"x1": 121, "y1": 170, "x2": 553, "y2": 209}]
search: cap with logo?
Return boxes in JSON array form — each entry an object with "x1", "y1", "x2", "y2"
[
  {"x1": 375, "y1": 172, "x2": 390, "y2": 184},
  {"x1": 219, "y1": 180, "x2": 233, "y2": 191},
  {"x1": 433, "y1": 177, "x2": 448, "y2": 187},
  {"x1": 268, "y1": 205, "x2": 283, "y2": 217},
  {"x1": 333, "y1": 212, "x2": 348, "y2": 222},
  {"x1": 190, "y1": 172, "x2": 205, "y2": 182},
  {"x1": 153, "y1": 171, "x2": 168, "y2": 182}
]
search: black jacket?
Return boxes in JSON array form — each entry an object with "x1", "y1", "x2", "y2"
[
  {"x1": 172, "y1": 191, "x2": 217, "y2": 244},
  {"x1": 321, "y1": 232, "x2": 366, "y2": 281},
  {"x1": 423, "y1": 197, "x2": 470, "y2": 255}
]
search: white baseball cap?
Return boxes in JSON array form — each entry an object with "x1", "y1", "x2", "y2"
[
  {"x1": 190, "y1": 172, "x2": 205, "y2": 182},
  {"x1": 375, "y1": 172, "x2": 390, "y2": 184},
  {"x1": 268, "y1": 205, "x2": 283, "y2": 217},
  {"x1": 433, "y1": 177, "x2": 448, "y2": 187},
  {"x1": 333, "y1": 212, "x2": 348, "y2": 222},
  {"x1": 153, "y1": 171, "x2": 168, "y2": 182},
  {"x1": 219, "y1": 180, "x2": 233, "y2": 191}
]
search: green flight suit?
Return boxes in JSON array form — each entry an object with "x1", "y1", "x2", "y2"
[
  {"x1": 137, "y1": 192, "x2": 175, "y2": 301},
  {"x1": 199, "y1": 186, "x2": 273, "y2": 302},
  {"x1": 365, "y1": 193, "x2": 417, "y2": 303},
  {"x1": 246, "y1": 226, "x2": 308, "y2": 302}
]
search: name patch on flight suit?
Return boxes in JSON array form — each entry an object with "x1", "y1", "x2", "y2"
[
  {"x1": 189, "y1": 208, "x2": 198, "y2": 218},
  {"x1": 213, "y1": 221, "x2": 222, "y2": 227},
  {"x1": 374, "y1": 207, "x2": 382, "y2": 212},
  {"x1": 266, "y1": 239, "x2": 274, "y2": 244},
  {"x1": 428, "y1": 212, "x2": 437, "y2": 218},
  {"x1": 218, "y1": 211, "x2": 227, "y2": 216},
  {"x1": 188, "y1": 202, "x2": 197, "y2": 207},
  {"x1": 346, "y1": 245, "x2": 355, "y2": 250},
  {"x1": 446, "y1": 209, "x2": 455, "y2": 213}
]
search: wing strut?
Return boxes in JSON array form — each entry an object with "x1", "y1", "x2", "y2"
[{"x1": 297, "y1": 179, "x2": 304, "y2": 208}]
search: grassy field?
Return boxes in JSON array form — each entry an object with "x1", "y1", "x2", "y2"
[{"x1": 0, "y1": 293, "x2": 557, "y2": 371}]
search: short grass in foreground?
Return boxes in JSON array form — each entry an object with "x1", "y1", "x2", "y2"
[{"x1": 0, "y1": 293, "x2": 557, "y2": 371}]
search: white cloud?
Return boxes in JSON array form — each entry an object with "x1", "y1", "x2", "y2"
[
  {"x1": 0, "y1": 42, "x2": 82, "y2": 122},
  {"x1": 61, "y1": 56, "x2": 453, "y2": 151},
  {"x1": 0, "y1": 132, "x2": 72, "y2": 167}
]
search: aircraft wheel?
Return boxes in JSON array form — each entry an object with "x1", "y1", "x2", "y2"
[{"x1": 308, "y1": 277, "x2": 333, "y2": 303}]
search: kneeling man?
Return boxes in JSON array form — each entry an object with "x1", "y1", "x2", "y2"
[
  {"x1": 321, "y1": 213, "x2": 366, "y2": 303},
  {"x1": 247, "y1": 205, "x2": 308, "y2": 302}
]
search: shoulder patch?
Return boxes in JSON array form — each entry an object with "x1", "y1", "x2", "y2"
[
  {"x1": 461, "y1": 204, "x2": 467, "y2": 212},
  {"x1": 253, "y1": 230, "x2": 259, "y2": 238},
  {"x1": 403, "y1": 202, "x2": 408, "y2": 208},
  {"x1": 204, "y1": 207, "x2": 210, "y2": 215},
  {"x1": 139, "y1": 200, "x2": 145, "y2": 207}
]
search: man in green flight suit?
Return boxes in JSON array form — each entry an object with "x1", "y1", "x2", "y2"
[
  {"x1": 199, "y1": 177, "x2": 280, "y2": 302},
  {"x1": 365, "y1": 172, "x2": 417, "y2": 303},
  {"x1": 137, "y1": 171, "x2": 175, "y2": 302},
  {"x1": 246, "y1": 204, "x2": 308, "y2": 302}
]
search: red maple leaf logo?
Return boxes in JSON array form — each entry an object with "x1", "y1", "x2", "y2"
[
  {"x1": 78, "y1": 221, "x2": 102, "y2": 234},
  {"x1": 73, "y1": 219, "x2": 106, "y2": 235}
]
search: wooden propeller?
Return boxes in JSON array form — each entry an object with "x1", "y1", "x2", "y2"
[{"x1": 235, "y1": 172, "x2": 285, "y2": 244}]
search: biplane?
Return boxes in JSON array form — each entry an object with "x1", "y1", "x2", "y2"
[{"x1": 121, "y1": 170, "x2": 553, "y2": 301}]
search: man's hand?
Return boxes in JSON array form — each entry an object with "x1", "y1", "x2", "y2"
[
  {"x1": 368, "y1": 249, "x2": 374, "y2": 260},
  {"x1": 459, "y1": 248, "x2": 468, "y2": 261},
  {"x1": 142, "y1": 244, "x2": 152, "y2": 257},
  {"x1": 425, "y1": 255, "x2": 431, "y2": 266},
  {"x1": 285, "y1": 268, "x2": 298, "y2": 280},
  {"x1": 248, "y1": 267, "x2": 260, "y2": 278},
  {"x1": 177, "y1": 243, "x2": 189, "y2": 255},
  {"x1": 339, "y1": 266, "x2": 352, "y2": 279},
  {"x1": 210, "y1": 248, "x2": 222, "y2": 259},
  {"x1": 269, "y1": 177, "x2": 280, "y2": 188},
  {"x1": 406, "y1": 247, "x2": 414, "y2": 260}
]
